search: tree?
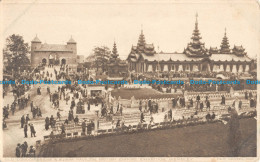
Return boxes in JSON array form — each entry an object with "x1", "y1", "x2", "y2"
[
  {"x1": 228, "y1": 109, "x2": 241, "y2": 156},
  {"x1": 3, "y1": 34, "x2": 30, "y2": 73},
  {"x1": 92, "y1": 46, "x2": 111, "y2": 73}
]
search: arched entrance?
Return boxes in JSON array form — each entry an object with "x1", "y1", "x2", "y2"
[
  {"x1": 202, "y1": 64, "x2": 209, "y2": 71},
  {"x1": 61, "y1": 59, "x2": 66, "y2": 65},
  {"x1": 42, "y1": 58, "x2": 47, "y2": 66},
  {"x1": 49, "y1": 54, "x2": 55, "y2": 65}
]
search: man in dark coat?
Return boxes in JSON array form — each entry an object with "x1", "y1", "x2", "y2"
[
  {"x1": 21, "y1": 115, "x2": 25, "y2": 128},
  {"x1": 82, "y1": 121, "x2": 86, "y2": 134},
  {"x1": 140, "y1": 112, "x2": 145, "y2": 123},
  {"x1": 30, "y1": 101, "x2": 34, "y2": 112},
  {"x1": 16, "y1": 144, "x2": 21, "y2": 157},
  {"x1": 61, "y1": 124, "x2": 65, "y2": 134},
  {"x1": 87, "y1": 123, "x2": 92, "y2": 135},
  {"x1": 30, "y1": 124, "x2": 36, "y2": 137},
  {"x1": 221, "y1": 95, "x2": 225, "y2": 105},
  {"x1": 168, "y1": 109, "x2": 172, "y2": 121},
  {"x1": 74, "y1": 116, "x2": 79, "y2": 125},
  {"x1": 21, "y1": 141, "x2": 28, "y2": 157},
  {"x1": 172, "y1": 98, "x2": 176, "y2": 108},
  {"x1": 88, "y1": 102, "x2": 90, "y2": 111},
  {"x1": 206, "y1": 100, "x2": 211, "y2": 110},
  {"x1": 25, "y1": 114, "x2": 30, "y2": 124},
  {"x1": 24, "y1": 124, "x2": 28, "y2": 138},
  {"x1": 200, "y1": 101, "x2": 204, "y2": 111},
  {"x1": 45, "y1": 117, "x2": 50, "y2": 130}
]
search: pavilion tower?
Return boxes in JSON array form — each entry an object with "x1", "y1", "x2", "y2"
[
  {"x1": 137, "y1": 29, "x2": 146, "y2": 52},
  {"x1": 112, "y1": 41, "x2": 119, "y2": 59},
  {"x1": 184, "y1": 13, "x2": 208, "y2": 57},
  {"x1": 219, "y1": 28, "x2": 231, "y2": 54}
]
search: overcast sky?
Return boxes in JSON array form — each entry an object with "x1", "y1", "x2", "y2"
[{"x1": 1, "y1": 0, "x2": 260, "y2": 59}]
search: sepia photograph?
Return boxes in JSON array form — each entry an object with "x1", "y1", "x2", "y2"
[{"x1": 1, "y1": 0, "x2": 259, "y2": 160}]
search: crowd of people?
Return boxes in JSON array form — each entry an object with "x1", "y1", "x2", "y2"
[
  {"x1": 15, "y1": 142, "x2": 35, "y2": 157},
  {"x1": 2, "y1": 61, "x2": 257, "y2": 157}
]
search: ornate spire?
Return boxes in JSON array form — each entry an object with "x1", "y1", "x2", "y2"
[
  {"x1": 112, "y1": 41, "x2": 119, "y2": 58},
  {"x1": 191, "y1": 12, "x2": 202, "y2": 46},
  {"x1": 184, "y1": 13, "x2": 208, "y2": 57},
  {"x1": 137, "y1": 27, "x2": 146, "y2": 51},
  {"x1": 220, "y1": 28, "x2": 231, "y2": 54}
]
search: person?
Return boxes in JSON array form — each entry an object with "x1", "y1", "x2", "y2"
[
  {"x1": 16, "y1": 144, "x2": 21, "y2": 157},
  {"x1": 172, "y1": 98, "x2": 176, "y2": 108},
  {"x1": 37, "y1": 107, "x2": 42, "y2": 117},
  {"x1": 116, "y1": 119, "x2": 121, "y2": 128},
  {"x1": 25, "y1": 114, "x2": 30, "y2": 124},
  {"x1": 140, "y1": 112, "x2": 145, "y2": 123},
  {"x1": 168, "y1": 109, "x2": 172, "y2": 121},
  {"x1": 49, "y1": 93, "x2": 52, "y2": 102},
  {"x1": 206, "y1": 100, "x2": 211, "y2": 110},
  {"x1": 239, "y1": 100, "x2": 242, "y2": 109},
  {"x1": 88, "y1": 102, "x2": 91, "y2": 111},
  {"x1": 28, "y1": 146, "x2": 35, "y2": 157},
  {"x1": 57, "y1": 111, "x2": 61, "y2": 120},
  {"x1": 11, "y1": 104, "x2": 15, "y2": 115},
  {"x1": 3, "y1": 119, "x2": 7, "y2": 129},
  {"x1": 245, "y1": 91, "x2": 248, "y2": 100},
  {"x1": 205, "y1": 112, "x2": 211, "y2": 121},
  {"x1": 50, "y1": 115, "x2": 54, "y2": 128},
  {"x1": 221, "y1": 95, "x2": 226, "y2": 105},
  {"x1": 150, "y1": 116, "x2": 154, "y2": 124},
  {"x1": 30, "y1": 101, "x2": 34, "y2": 112},
  {"x1": 37, "y1": 87, "x2": 41, "y2": 95},
  {"x1": 139, "y1": 104, "x2": 142, "y2": 112},
  {"x1": 61, "y1": 124, "x2": 65, "y2": 134},
  {"x1": 30, "y1": 124, "x2": 36, "y2": 137},
  {"x1": 87, "y1": 122, "x2": 92, "y2": 135},
  {"x1": 82, "y1": 120, "x2": 86, "y2": 134},
  {"x1": 24, "y1": 124, "x2": 28, "y2": 138},
  {"x1": 64, "y1": 119, "x2": 69, "y2": 125},
  {"x1": 200, "y1": 101, "x2": 204, "y2": 111},
  {"x1": 74, "y1": 116, "x2": 79, "y2": 125},
  {"x1": 45, "y1": 117, "x2": 50, "y2": 130},
  {"x1": 120, "y1": 105, "x2": 123, "y2": 116},
  {"x1": 211, "y1": 112, "x2": 216, "y2": 120},
  {"x1": 21, "y1": 115, "x2": 25, "y2": 128},
  {"x1": 21, "y1": 142, "x2": 27, "y2": 157}
]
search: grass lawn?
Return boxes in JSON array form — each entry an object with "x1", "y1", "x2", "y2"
[
  {"x1": 111, "y1": 88, "x2": 182, "y2": 100},
  {"x1": 40, "y1": 118, "x2": 256, "y2": 157}
]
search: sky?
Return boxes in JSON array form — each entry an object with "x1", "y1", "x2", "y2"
[{"x1": 1, "y1": 0, "x2": 260, "y2": 60}]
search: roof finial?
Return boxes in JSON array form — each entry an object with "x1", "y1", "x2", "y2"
[
  {"x1": 224, "y1": 27, "x2": 227, "y2": 36},
  {"x1": 196, "y1": 12, "x2": 198, "y2": 23},
  {"x1": 141, "y1": 24, "x2": 143, "y2": 34}
]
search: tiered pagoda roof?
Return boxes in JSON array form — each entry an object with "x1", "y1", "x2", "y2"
[
  {"x1": 209, "y1": 47, "x2": 219, "y2": 54},
  {"x1": 111, "y1": 41, "x2": 119, "y2": 59},
  {"x1": 108, "y1": 41, "x2": 127, "y2": 66},
  {"x1": 127, "y1": 29, "x2": 156, "y2": 62},
  {"x1": 127, "y1": 14, "x2": 252, "y2": 64},
  {"x1": 232, "y1": 45, "x2": 247, "y2": 56},
  {"x1": 183, "y1": 13, "x2": 209, "y2": 57},
  {"x1": 219, "y1": 28, "x2": 231, "y2": 53}
]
